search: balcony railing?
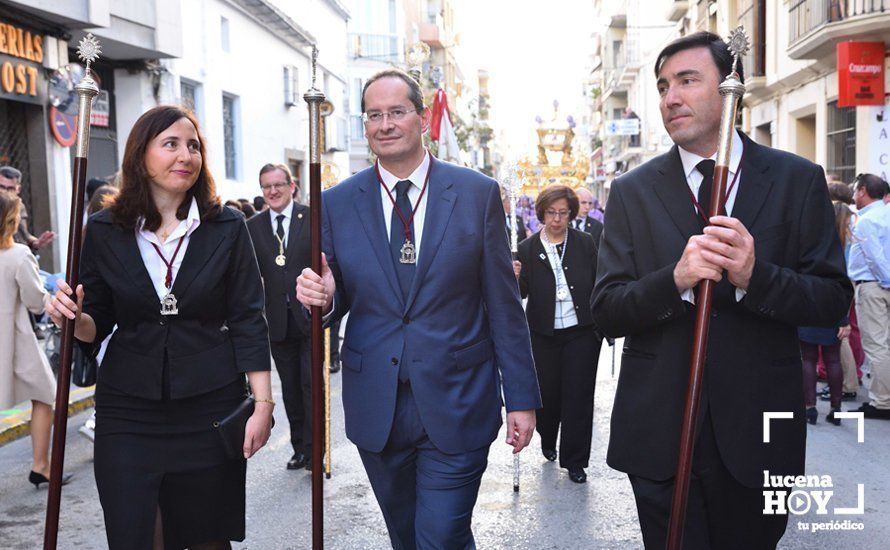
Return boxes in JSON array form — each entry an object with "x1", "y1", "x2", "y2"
[
  {"x1": 790, "y1": 0, "x2": 887, "y2": 44},
  {"x1": 348, "y1": 33, "x2": 403, "y2": 61}
]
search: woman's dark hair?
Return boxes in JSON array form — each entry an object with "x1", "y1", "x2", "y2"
[
  {"x1": 828, "y1": 182, "x2": 854, "y2": 205},
  {"x1": 109, "y1": 105, "x2": 221, "y2": 230},
  {"x1": 535, "y1": 185, "x2": 579, "y2": 223},
  {"x1": 86, "y1": 178, "x2": 108, "y2": 201},
  {"x1": 655, "y1": 31, "x2": 745, "y2": 84},
  {"x1": 833, "y1": 202, "x2": 853, "y2": 248},
  {"x1": 87, "y1": 185, "x2": 119, "y2": 216},
  {"x1": 253, "y1": 195, "x2": 266, "y2": 211},
  {"x1": 240, "y1": 202, "x2": 256, "y2": 218}
]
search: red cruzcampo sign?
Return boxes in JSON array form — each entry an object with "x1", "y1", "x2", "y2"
[{"x1": 837, "y1": 41, "x2": 885, "y2": 107}]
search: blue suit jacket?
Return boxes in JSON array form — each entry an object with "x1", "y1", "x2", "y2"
[{"x1": 323, "y1": 159, "x2": 541, "y2": 454}]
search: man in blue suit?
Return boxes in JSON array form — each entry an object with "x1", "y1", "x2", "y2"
[{"x1": 297, "y1": 69, "x2": 540, "y2": 549}]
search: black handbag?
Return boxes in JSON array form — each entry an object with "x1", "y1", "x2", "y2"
[
  {"x1": 213, "y1": 397, "x2": 255, "y2": 460},
  {"x1": 71, "y1": 344, "x2": 99, "y2": 387},
  {"x1": 47, "y1": 326, "x2": 98, "y2": 387}
]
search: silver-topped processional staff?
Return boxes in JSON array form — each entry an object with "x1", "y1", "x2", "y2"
[
  {"x1": 43, "y1": 33, "x2": 101, "y2": 550},
  {"x1": 501, "y1": 161, "x2": 522, "y2": 493},
  {"x1": 666, "y1": 27, "x2": 749, "y2": 550},
  {"x1": 304, "y1": 45, "x2": 327, "y2": 550}
]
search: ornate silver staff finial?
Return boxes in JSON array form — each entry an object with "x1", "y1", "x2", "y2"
[
  {"x1": 77, "y1": 33, "x2": 102, "y2": 75},
  {"x1": 726, "y1": 26, "x2": 750, "y2": 76},
  {"x1": 74, "y1": 33, "x2": 101, "y2": 158},
  {"x1": 311, "y1": 45, "x2": 318, "y2": 90}
]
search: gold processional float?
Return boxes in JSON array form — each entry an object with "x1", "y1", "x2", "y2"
[{"x1": 514, "y1": 100, "x2": 590, "y2": 198}]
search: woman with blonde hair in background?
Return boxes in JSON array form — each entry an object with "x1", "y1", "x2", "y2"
[{"x1": 0, "y1": 191, "x2": 73, "y2": 488}]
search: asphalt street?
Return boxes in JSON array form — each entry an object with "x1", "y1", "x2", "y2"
[{"x1": 2, "y1": 340, "x2": 889, "y2": 549}]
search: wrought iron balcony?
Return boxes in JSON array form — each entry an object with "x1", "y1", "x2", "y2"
[{"x1": 789, "y1": 0, "x2": 888, "y2": 60}]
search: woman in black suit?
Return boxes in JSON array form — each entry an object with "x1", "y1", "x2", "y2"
[
  {"x1": 46, "y1": 105, "x2": 273, "y2": 550},
  {"x1": 514, "y1": 185, "x2": 603, "y2": 484}
]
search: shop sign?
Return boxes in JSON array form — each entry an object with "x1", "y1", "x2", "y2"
[
  {"x1": 0, "y1": 20, "x2": 45, "y2": 105},
  {"x1": 605, "y1": 118, "x2": 640, "y2": 136},
  {"x1": 91, "y1": 89, "x2": 109, "y2": 127},
  {"x1": 837, "y1": 42, "x2": 885, "y2": 107}
]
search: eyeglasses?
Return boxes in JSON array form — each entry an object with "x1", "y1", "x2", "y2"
[
  {"x1": 544, "y1": 209, "x2": 571, "y2": 219},
  {"x1": 362, "y1": 109, "x2": 418, "y2": 125},
  {"x1": 260, "y1": 182, "x2": 290, "y2": 193}
]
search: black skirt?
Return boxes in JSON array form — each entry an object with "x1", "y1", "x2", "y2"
[{"x1": 94, "y1": 378, "x2": 248, "y2": 550}]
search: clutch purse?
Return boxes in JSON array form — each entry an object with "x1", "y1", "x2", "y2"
[
  {"x1": 213, "y1": 397, "x2": 255, "y2": 460},
  {"x1": 71, "y1": 344, "x2": 99, "y2": 388}
]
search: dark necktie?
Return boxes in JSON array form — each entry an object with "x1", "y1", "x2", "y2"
[
  {"x1": 696, "y1": 159, "x2": 716, "y2": 222},
  {"x1": 695, "y1": 159, "x2": 733, "y2": 303},
  {"x1": 391, "y1": 180, "x2": 415, "y2": 383},
  {"x1": 276, "y1": 214, "x2": 286, "y2": 241},
  {"x1": 390, "y1": 180, "x2": 415, "y2": 300}
]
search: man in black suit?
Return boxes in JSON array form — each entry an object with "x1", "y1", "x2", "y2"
[
  {"x1": 246, "y1": 163, "x2": 314, "y2": 470},
  {"x1": 591, "y1": 32, "x2": 851, "y2": 548},
  {"x1": 571, "y1": 187, "x2": 603, "y2": 244},
  {"x1": 501, "y1": 185, "x2": 528, "y2": 244}
]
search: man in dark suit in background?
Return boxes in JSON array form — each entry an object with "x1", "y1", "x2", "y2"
[
  {"x1": 247, "y1": 163, "x2": 314, "y2": 471},
  {"x1": 592, "y1": 32, "x2": 851, "y2": 548},
  {"x1": 572, "y1": 187, "x2": 603, "y2": 244},
  {"x1": 297, "y1": 69, "x2": 540, "y2": 549},
  {"x1": 501, "y1": 185, "x2": 528, "y2": 244}
]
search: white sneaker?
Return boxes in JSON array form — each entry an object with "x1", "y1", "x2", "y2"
[
  {"x1": 78, "y1": 411, "x2": 96, "y2": 442},
  {"x1": 78, "y1": 424, "x2": 95, "y2": 442}
]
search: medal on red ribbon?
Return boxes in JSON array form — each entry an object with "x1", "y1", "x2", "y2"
[
  {"x1": 151, "y1": 236, "x2": 186, "y2": 316},
  {"x1": 376, "y1": 157, "x2": 433, "y2": 266}
]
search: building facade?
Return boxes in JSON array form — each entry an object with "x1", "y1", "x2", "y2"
[
  {"x1": 162, "y1": 0, "x2": 351, "y2": 200},
  {"x1": 0, "y1": 0, "x2": 353, "y2": 274},
  {"x1": 724, "y1": 0, "x2": 889, "y2": 184},
  {"x1": 587, "y1": 0, "x2": 678, "y2": 205},
  {"x1": 588, "y1": 0, "x2": 890, "y2": 207},
  {"x1": 345, "y1": 0, "x2": 405, "y2": 174},
  {"x1": 0, "y1": 0, "x2": 182, "y2": 271}
]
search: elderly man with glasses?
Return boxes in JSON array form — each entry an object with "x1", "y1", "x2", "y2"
[{"x1": 246, "y1": 162, "x2": 317, "y2": 471}]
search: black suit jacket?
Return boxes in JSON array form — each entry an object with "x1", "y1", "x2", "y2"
[
  {"x1": 79, "y1": 206, "x2": 271, "y2": 400},
  {"x1": 506, "y1": 214, "x2": 528, "y2": 245},
  {"x1": 247, "y1": 203, "x2": 311, "y2": 342},
  {"x1": 591, "y1": 133, "x2": 852, "y2": 488},
  {"x1": 517, "y1": 228, "x2": 597, "y2": 336},
  {"x1": 574, "y1": 215, "x2": 603, "y2": 245}
]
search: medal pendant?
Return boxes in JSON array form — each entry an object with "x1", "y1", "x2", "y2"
[
  {"x1": 399, "y1": 240, "x2": 417, "y2": 264},
  {"x1": 275, "y1": 254, "x2": 286, "y2": 266},
  {"x1": 556, "y1": 288, "x2": 568, "y2": 301},
  {"x1": 160, "y1": 292, "x2": 179, "y2": 316}
]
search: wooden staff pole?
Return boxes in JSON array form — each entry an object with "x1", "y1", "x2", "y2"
[
  {"x1": 43, "y1": 34, "x2": 101, "y2": 550},
  {"x1": 304, "y1": 46, "x2": 326, "y2": 550},
  {"x1": 666, "y1": 28, "x2": 748, "y2": 550},
  {"x1": 324, "y1": 328, "x2": 331, "y2": 479}
]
